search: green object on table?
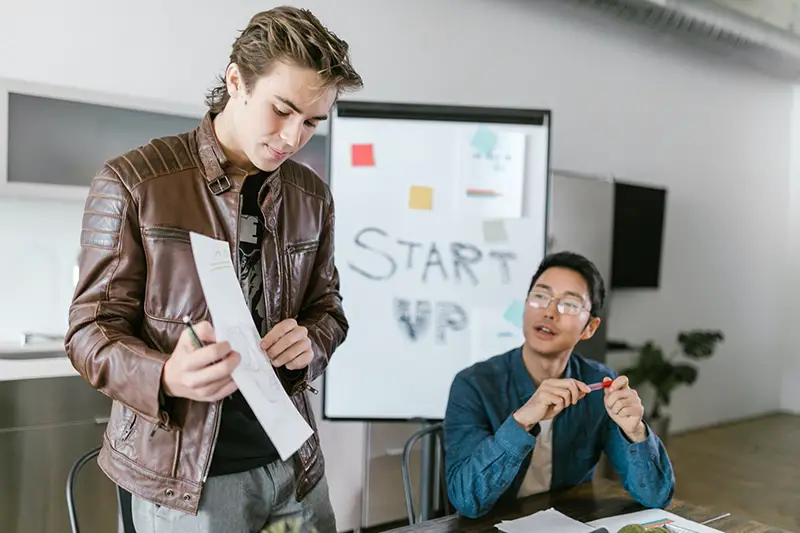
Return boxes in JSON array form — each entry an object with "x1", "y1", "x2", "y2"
[
  {"x1": 618, "y1": 526, "x2": 646, "y2": 533},
  {"x1": 618, "y1": 526, "x2": 670, "y2": 533}
]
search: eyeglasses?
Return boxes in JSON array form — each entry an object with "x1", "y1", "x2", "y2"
[{"x1": 526, "y1": 290, "x2": 590, "y2": 316}]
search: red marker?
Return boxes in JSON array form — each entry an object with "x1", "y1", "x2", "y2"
[{"x1": 587, "y1": 377, "x2": 613, "y2": 391}]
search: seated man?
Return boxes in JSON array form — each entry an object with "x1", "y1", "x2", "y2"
[{"x1": 443, "y1": 251, "x2": 675, "y2": 518}]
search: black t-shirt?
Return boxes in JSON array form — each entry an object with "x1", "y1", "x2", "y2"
[{"x1": 207, "y1": 172, "x2": 280, "y2": 477}]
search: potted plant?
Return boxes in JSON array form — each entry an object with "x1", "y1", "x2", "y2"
[
  {"x1": 613, "y1": 330, "x2": 724, "y2": 442},
  {"x1": 595, "y1": 330, "x2": 724, "y2": 481}
]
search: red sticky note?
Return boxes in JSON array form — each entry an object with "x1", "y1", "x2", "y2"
[{"x1": 351, "y1": 144, "x2": 375, "y2": 167}]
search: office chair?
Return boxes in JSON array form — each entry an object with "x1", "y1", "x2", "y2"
[
  {"x1": 400, "y1": 423, "x2": 452, "y2": 525},
  {"x1": 66, "y1": 445, "x2": 136, "y2": 533}
]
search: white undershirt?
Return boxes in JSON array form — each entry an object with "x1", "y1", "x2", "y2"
[{"x1": 516, "y1": 418, "x2": 553, "y2": 498}]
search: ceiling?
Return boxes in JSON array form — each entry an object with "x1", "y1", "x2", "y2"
[
  {"x1": 706, "y1": 0, "x2": 800, "y2": 35},
  {"x1": 567, "y1": 0, "x2": 800, "y2": 81}
]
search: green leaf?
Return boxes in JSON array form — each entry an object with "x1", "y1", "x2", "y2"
[
  {"x1": 672, "y1": 363, "x2": 698, "y2": 385},
  {"x1": 678, "y1": 330, "x2": 724, "y2": 359},
  {"x1": 652, "y1": 363, "x2": 677, "y2": 406},
  {"x1": 620, "y1": 366, "x2": 646, "y2": 386},
  {"x1": 639, "y1": 342, "x2": 666, "y2": 371}
]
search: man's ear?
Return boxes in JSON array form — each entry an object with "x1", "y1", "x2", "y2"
[
  {"x1": 581, "y1": 316, "x2": 601, "y2": 340},
  {"x1": 225, "y1": 63, "x2": 245, "y2": 98}
]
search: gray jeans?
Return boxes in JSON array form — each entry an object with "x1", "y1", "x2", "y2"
[{"x1": 131, "y1": 460, "x2": 336, "y2": 533}]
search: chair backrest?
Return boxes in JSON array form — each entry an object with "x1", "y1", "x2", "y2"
[
  {"x1": 400, "y1": 423, "x2": 452, "y2": 525},
  {"x1": 66, "y1": 445, "x2": 136, "y2": 533}
]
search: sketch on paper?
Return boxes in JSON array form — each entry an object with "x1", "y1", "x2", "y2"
[
  {"x1": 224, "y1": 325, "x2": 282, "y2": 404},
  {"x1": 189, "y1": 232, "x2": 313, "y2": 461}
]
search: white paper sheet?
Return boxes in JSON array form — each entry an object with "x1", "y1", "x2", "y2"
[
  {"x1": 189, "y1": 232, "x2": 313, "y2": 461},
  {"x1": 470, "y1": 308, "x2": 524, "y2": 364},
  {"x1": 496, "y1": 508, "x2": 594, "y2": 533},
  {"x1": 457, "y1": 127, "x2": 526, "y2": 218},
  {"x1": 586, "y1": 510, "x2": 723, "y2": 533}
]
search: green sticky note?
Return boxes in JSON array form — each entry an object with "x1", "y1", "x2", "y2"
[
  {"x1": 503, "y1": 300, "x2": 525, "y2": 328},
  {"x1": 471, "y1": 125, "x2": 498, "y2": 157}
]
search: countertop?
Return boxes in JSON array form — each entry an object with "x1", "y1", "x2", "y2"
[{"x1": 0, "y1": 341, "x2": 79, "y2": 381}]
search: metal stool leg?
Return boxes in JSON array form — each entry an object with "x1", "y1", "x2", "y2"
[
  {"x1": 401, "y1": 422, "x2": 449, "y2": 525},
  {"x1": 66, "y1": 446, "x2": 102, "y2": 533}
]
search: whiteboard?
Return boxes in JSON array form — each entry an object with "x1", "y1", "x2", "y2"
[{"x1": 323, "y1": 102, "x2": 550, "y2": 421}]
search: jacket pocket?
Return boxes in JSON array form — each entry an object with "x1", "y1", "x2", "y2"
[
  {"x1": 119, "y1": 413, "x2": 137, "y2": 443},
  {"x1": 141, "y1": 225, "x2": 207, "y2": 322},
  {"x1": 284, "y1": 239, "x2": 320, "y2": 317},
  {"x1": 109, "y1": 404, "x2": 138, "y2": 447},
  {"x1": 143, "y1": 226, "x2": 192, "y2": 244},
  {"x1": 287, "y1": 240, "x2": 319, "y2": 255}
]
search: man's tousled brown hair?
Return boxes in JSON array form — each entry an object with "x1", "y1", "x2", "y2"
[{"x1": 206, "y1": 6, "x2": 363, "y2": 114}]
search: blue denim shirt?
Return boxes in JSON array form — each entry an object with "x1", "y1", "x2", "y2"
[{"x1": 443, "y1": 347, "x2": 675, "y2": 518}]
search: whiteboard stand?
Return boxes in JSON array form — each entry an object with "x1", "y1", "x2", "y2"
[{"x1": 359, "y1": 422, "x2": 371, "y2": 533}]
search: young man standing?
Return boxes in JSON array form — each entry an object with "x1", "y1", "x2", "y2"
[
  {"x1": 65, "y1": 7, "x2": 362, "y2": 533},
  {"x1": 443, "y1": 252, "x2": 675, "y2": 519}
]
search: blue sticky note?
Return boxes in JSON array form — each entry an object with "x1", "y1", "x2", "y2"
[
  {"x1": 503, "y1": 300, "x2": 525, "y2": 328},
  {"x1": 471, "y1": 125, "x2": 498, "y2": 157}
]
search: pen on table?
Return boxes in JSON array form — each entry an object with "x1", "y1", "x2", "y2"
[
  {"x1": 701, "y1": 513, "x2": 730, "y2": 525},
  {"x1": 182, "y1": 316, "x2": 207, "y2": 349}
]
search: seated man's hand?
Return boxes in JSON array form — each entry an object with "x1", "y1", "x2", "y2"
[
  {"x1": 513, "y1": 378, "x2": 591, "y2": 431},
  {"x1": 604, "y1": 375, "x2": 648, "y2": 443},
  {"x1": 260, "y1": 318, "x2": 313, "y2": 370}
]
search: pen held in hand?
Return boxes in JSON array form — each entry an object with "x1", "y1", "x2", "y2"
[
  {"x1": 182, "y1": 316, "x2": 208, "y2": 349},
  {"x1": 587, "y1": 377, "x2": 613, "y2": 391}
]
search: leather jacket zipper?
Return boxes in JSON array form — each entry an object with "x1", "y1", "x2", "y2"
[
  {"x1": 201, "y1": 194, "x2": 242, "y2": 482},
  {"x1": 119, "y1": 414, "x2": 137, "y2": 442},
  {"x1": 281, "y1": 238, "x2": 319, "y2": 397},
  {"x1": 143, "y1": 227, "x2": 191, "y2": 243},
  {"x1": 286, "y1": 240, "x2": 318, "y2": 254}
]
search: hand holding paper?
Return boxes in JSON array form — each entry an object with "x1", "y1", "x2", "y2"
[
  {"x1": 260, "y1": 318, "x2": 314, "y2": 370},
  {"x1": 189, "y1": 232, "x2": 313, "y2": 461},
  {"x1": 161, "y1": 321, "x2": 241, "y2": 402}
]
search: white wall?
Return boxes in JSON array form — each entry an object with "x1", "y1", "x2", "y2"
[
  {"x1": 0, "y1": 0, "x2": 794, "y2": 529},
  {"x1": 782, "y1": 87, "x2": 800, "y2": 415}
]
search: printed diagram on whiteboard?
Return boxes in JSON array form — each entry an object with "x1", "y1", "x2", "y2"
[{"x1": 457, "y1": 124, "x2": 527, "y2": 219}]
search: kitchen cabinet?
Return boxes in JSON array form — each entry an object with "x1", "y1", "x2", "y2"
[
  {"x1": 0, "y1": 77, "x2": 205, "y2": 201},
  {"x1": 0, "y1": 375, "x2": 115, "y2": 533}
]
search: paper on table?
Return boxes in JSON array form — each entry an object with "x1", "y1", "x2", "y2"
[
  {"x1": 189, "y1": 232, "x2": 313, "y2": 461},
  {"x1": 586, "y1": 510, "x2": 723, "y2": 533},
  {"x1": 496, "y1": 508, "x2": 594, "y2": 533},
  {"x1": 470, "y1": 308, "x2": 524, "y2": 364}
]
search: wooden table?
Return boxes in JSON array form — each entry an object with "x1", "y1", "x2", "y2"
[{"x1": 386, "y1": 479, "x2": 792, "y2": 533}]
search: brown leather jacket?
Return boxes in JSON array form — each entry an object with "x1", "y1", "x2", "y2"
[{"x1": 65, "y1": 113, "x2": 347, "y2": 514}]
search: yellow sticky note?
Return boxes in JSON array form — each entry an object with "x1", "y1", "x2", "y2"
[{"x1": 409, "y1": 186, "x2": 433, "y2": 210}]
